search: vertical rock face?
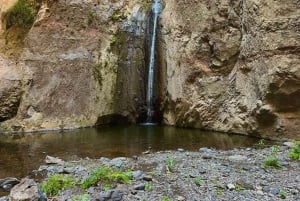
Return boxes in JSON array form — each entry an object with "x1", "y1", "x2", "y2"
[
  {"x1": 159, "y1": 0, "x2": 300, "y2": 139},
  {"x1": 0, "y1": 0, "x2": 150, "y2": 132}
]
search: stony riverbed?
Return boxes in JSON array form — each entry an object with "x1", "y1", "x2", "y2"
[{"x1": 1, "y1": 142, "x2": 300, "y2": 201}]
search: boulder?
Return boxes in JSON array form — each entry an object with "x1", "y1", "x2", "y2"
[{"x1": 9, "y1": 178, "x2": 40, "y2": 201}]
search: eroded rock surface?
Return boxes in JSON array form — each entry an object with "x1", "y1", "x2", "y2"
[{"x1": 159, "y1": 0, "x2": 300, "y2": 139}]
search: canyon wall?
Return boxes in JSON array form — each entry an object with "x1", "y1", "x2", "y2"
[
  {"x1": 0, "y1": 0, "x2": 299, "y2": 139},
  {"x1": 0, "y1": 0, "x2": 149, "y2": 132},
  {"x1": 160, "y1": 0, "x2": 300, "y2": 139}
]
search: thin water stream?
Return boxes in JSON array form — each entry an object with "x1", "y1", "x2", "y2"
[
  {"x1": 0, "y1": 125, "x2": 267, "y2": 179},
  {"x1": 146, "y1": 0, "x2": 162, "y2": 122}
]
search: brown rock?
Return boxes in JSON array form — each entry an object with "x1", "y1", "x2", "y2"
[{"x1": 9, "y1": 178, "x2": 40, "y2": 201}]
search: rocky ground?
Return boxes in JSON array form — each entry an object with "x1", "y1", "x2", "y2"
[{"x1": 1, "y1": 142, "x2": 300, "y2": 201}]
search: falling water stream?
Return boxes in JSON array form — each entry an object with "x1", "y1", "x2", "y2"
[{"x1": 146, "y1": 0, "x2": 162, "y2": 122}]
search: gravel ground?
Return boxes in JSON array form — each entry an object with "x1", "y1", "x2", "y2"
[{"x1": 2, "y1": 143, "x2": 300, "y2": 201}]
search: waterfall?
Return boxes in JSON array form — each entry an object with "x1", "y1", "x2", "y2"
[{"x1": 146, "y1": 0, "x2": 161, "y2": 122}]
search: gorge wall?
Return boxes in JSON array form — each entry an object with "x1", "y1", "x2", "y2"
[
  {"x1": 159, "y1": 0, "x2": 300, "y2": 139},
  {"x1": 0, "y1": 0, "x2": 299, "y2": 139}
]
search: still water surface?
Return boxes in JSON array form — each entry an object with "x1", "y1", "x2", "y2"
[{"x1": 0, "y1": 125, "x2": 264, "y2": 178}]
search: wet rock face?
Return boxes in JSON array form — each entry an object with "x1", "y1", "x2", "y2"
[
  {"x1": 0, "y1": 57, "x2": 23, "y2": 123},
  {"x1": 0, "y1": 0, "x2": 149, "y2": 132},
  {"x1": 159, "y1": 0, "x2": 300, "y2": 139}
]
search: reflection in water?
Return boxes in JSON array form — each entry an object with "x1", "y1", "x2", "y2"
[{"x1": 0, "y1": 125, "x2": 265, "y2": 178}]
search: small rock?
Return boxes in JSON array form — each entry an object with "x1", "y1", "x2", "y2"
[
  {"x1": 199, "y1": 147, "x2": 213, "y2": 153},
  {"x1": 132, "y1": 170, "x2": 144, "y2": 180},
  {"x1": 198, "y1": 169, "x2": 207, "y2": 174},
  {"x1": 143, "y1": 175, "x2": 153, "y2": 181},
  {"x1": 271, "y1": 188, "x2": 280, "y2": 195},
  {"x1": 134, "y1": 183, "x2": 145, "y2": 190},
  {"x1": 291, "y1": 189, "x2": 299, "y2": 195},
  {"x1": 9, "y1": 178, "x2": 41, "y2": 201},
  {"x1": 111, "y1": 190, "x2": 123, "y2": 201},
  {"x1": 257, "y1": 190, "x2": 264, "y2": 195},
  {"x1": 283, "y1": 142, "x2": 295, "y2": 148},
  {"x1": 45, "y1": 155, "x2": 64, "y2": 165},
  {"x1": 99, "y1": 157, "x2": 111, "y2": 165},
  {"x1": 228, "y1": 155, "x2": 247, "y2": 163},
  {"x1": 0, "y1": 177, "x2": 20, "y2": 191},
  {"x1": 202, "y1": 154, "x2": 212, "y2": 159},
  {"x1": 227, "y1": 183, "x2": 235, "y2": 190},
  {"x1": 176, "y1": 195, "x2": 186, "y2": 201},
  {"x1": 0, "y1": 197, "x2": 8, "y2": 201},
  {"x1": 280, "y1": 161, "x2": 289, "y2": 166},
  {"x1": 262, "y1": 186, "x2": 270, "y2": 193},
  {"x1": 177, "y1": 148, "x2": 184, "y2": 152},
  {"x1": 110, "y1": 157, "x2": 126, "y2": 168},
  {"x1": 96, "y1": 191, "x2": 112, "y2": 201}
]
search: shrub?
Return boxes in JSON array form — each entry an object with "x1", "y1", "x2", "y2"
[
  {"x1": 288, "y1": 142, "x2": 300, "y2": 160},
  {"x1": 5, "y1": 0, "x2": 35, "y2": 28},
  {"x1": 165, "y1": 156, "x2": 175, "y2": 172},
  {"x1": 194, "y1": 176, "x2": 203, "y2": 187},
  {"x1": 41, "y1": 174, "x2": 75, "y2": 196},
  {"x1": 81, "y1": 165, "x2": 132, "y2": 189},
  {"x1": 264, "y1": 157, "x2": 281, "y2": 169}
]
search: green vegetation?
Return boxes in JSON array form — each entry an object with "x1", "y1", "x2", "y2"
[
  {"x1": 165, "y1": 156, "x2": 175, "y2": 172},
  {"x1": 279, "y1": 189, "x2": 287, "y2": 199},
  {"x1": 271, "y1": 145, "x2": 280, "y2": 155},
  {"x1": 72, "y1": 194, "x2": 91, "y2": 201},
  {"x1": 81, "y1": 165, "x2": 133, "y2": 189},
  {"x1": 216, "y1": 188, "x2": 224, "y2": 196},
  {"x1": 194, "y1": 176, "x2": 203, "y2": 187},
  {"x1": 162, "y1": 196, "x2": 172, "y2": 201},
  {"x1": 288, "y1": 141, "x2": 300, "y2": 160},
  {"x1": 110, "y1": 11, "x2": 126, "y2": 22},
  {"x1": 87, "y1": 11, "x2": 95, "y2": 25},
  {"x1": 110, "y1": 36, "x2": 120, "y2": 46},
  {"x1": 264, "y1": 157, "x2": 281, "y2": 169},
  {"x1": 257, "y1": 139, "x2": 265, "y2": 148},
  {"x1": 140, "y1": 0, "x2": 152, "y2": 10},
  {"x1": 92, "y1": 63, "x2": 102, "y2": 87},
  {"x1": 4, "y1": 0, "x2": 36, "y2": 28},
  {"x1": 235, "y1": 184, "x2": 246, "y2": 191},
  {"x1": 145, "y1": 181, "x2": 153, "y2": 191},
  {"x1": 40, "y1": 174, "x2": 75, "y2": 196}
]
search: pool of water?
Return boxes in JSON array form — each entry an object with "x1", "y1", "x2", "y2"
[{"x1": 0, "y1": 125, "x2": 265, "y2": 179}]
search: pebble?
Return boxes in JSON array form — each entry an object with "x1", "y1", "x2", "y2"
[
  {"x1": 177, "y1": 148, "x2": 184, "y2": 152},
  {"x1": 202, "y1": 154, "x2": 212, "y2": 159},
  {"x1": 257, "y1": 190, "x2": 264, "y2": 195},
  {"x1": 270, "y1": 188, "x2": 280, "y2": 195},
  {"x1": 227, "y1": 183, "x2": 235, "y2": 190},
  {"x1": 176, "y1": 195, "x2": 186, "y2": 201},
  {"x1": 143, "y1": 175, "x2": 153, "y2": 181},
  {"x1": 199, "y1": 147, "x2": 213, "y2": 153},
  {"x1": 228, "y1": 155, "x2": 247, "y2": 163},
  {"x1": 283, "y1": 142, "x2": 295, "y2": 148},
  {"x1": 110, "y1": 157, "x2": 126, "y2": 168},
  {"x1": 134, "y1": 183, "x2": 145, "y2": 190},
  {"x1": 262, "y1": 186, "x2": 270, "y2": 193}
]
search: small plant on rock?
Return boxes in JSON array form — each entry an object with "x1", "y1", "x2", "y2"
[
  {"x1": 288, "y1": 141, "x2": 300, "y2": 160},
  {"x1": 72, "y1": 194, "x2": 91, "y2": 201},
  {"x1": 162, "y1": 196, "x2": 172, "y2": 201},
  {"x1": 81, "y1": 165, "x2": 132, "y2": 189},
  {"x1": 41, "y1": 174, "x2": 75, "y2": 196},
  {"x1": 194, "y1": 176, "x2": 203, "y2": 187},
  {"x1": 264, "y1": 157, "x2": 281, "y2": 169},
  {"x1": 165, "y1": 156, "x2": 175, "y2": 172},
  {"x1": 4, "y1": 0, "x2": 36, "y2": 28},
  {"x1": 279, "y1": 189, "x2": 287, "y2": 199},
  {"x1": 257, "y1": 139, "x2": 265, "y2": 148},
  {"x1": 145, "y1": 181, "x2": 153, "y2": 191}
]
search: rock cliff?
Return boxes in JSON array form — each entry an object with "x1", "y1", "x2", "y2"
[
  {"x1": 0, "y1": 0, "x2": 299, "y2": 139},
  {"x1": 0, "y1": 0, "x2": 150, "y2": 132},
  {"x1": 159, "y1": 0, "x2": 300, "y2": 139}
]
